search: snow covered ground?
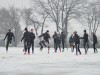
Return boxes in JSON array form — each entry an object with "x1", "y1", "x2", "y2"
[{"x1": 0, "y1": 47, "x2": 100, "y2": 75}]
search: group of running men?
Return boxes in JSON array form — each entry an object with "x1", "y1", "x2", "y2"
[
  {"x1": 3, "y1": 28, "x2": 98, "y2": 55},
  {"x1": 39, "y1": 31, "x2": 66, "y2": 54},
  {"x1": 69, "y1": 30, "x2": 98, "y2": 55},
  {"x1": 3, "y1": 28, "x2": 35, "y2": 54}
]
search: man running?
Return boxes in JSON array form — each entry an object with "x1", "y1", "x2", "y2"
[
  {"x1": 73, "y1": 31, "x2": 81, "y2": 55},
  {"x1": 69, "y1": 34, "x2": 75, "y2": 52},
  {"x1": 52, "y1": 31, "x2": 58, "y2": 50},
  {"x1": 92, "y1": 32, "x2": 98, "y2": 53},
  {"x1": 30, "y1": 29, "x2": 35, "y2": 54},
  {"x1": 81, "y1": 30, "x2": 89, "y2": 54},
  {"x1": 21, "y1": 28, "x2": 31, "y2": 55},
  {"x1": 54, "y1": 33, "x2": 61, "y2": 52},
  {"x1": 39, "y1": 30, "x2": 51, "y2": 53},
  {"x1": 60, "y1": 32, "x2": 66, "y2": 52},
  {"x1": 3, "y1": 29, "x2": 15, "y2": 53}
]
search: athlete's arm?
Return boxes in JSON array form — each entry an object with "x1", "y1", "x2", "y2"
[{"x1": 3, "y1": 33, "x2": 8, "y2": 40}]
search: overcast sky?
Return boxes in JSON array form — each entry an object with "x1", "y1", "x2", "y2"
[
  {"x1": 0, "y1": 0, "x2": 99, "y2": 37},
  {"x1": 0, "y1": 0, "x2": 30, "y2": 8}
]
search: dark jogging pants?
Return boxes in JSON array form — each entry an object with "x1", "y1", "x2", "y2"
[
  {"x1": 30, "y1": 42, "x2": 34, "y2": 54},
  {"x1": 93, "y1": 43, "x2": 98, "y2": 53},
  {"x1": 6, "y1": 40, "x2": 12, "y2": 51},
  {"x1": 75, "y1": 44, "x2": 81, "y2": 55},
  {"x1": 24, "y1": 41, "x2": 31, "y2": 53},
  {"x1": 61, "y1": 41, "x2": 65, "y2": 49}
]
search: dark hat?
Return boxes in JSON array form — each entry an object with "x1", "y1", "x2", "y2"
[
  {"x1": 8, "y1": 29, "x2": 11, "y2": 32},
  {"x1": 31, "y1": 29, "x2": 33, "y2": 30},
  {"x1": 84, "y1": 30, "x2": 86, "y2": 32},
  {"x1": 46, "y1": 30, "x2": 49, "y2": 32},
  {"x1": 24, "y1": 27, "x2": 28, "y2": 31},
  {"x1": 74, "y1": 31, "x2": 77, "y2": 34},
  {"x1": 61, "y1": 32, "x2": 63, "y2": 33}
]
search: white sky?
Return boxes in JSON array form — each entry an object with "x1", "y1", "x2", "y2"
[
  {"x1": 0, "y1": 0, "x2": 99, "y2": 37},
  {"x1": 0, "y1": 0, "x2": 30, "y2": 8}
]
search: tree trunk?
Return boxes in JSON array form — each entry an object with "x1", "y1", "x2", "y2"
[
  {"x1": 41, "y1": 15, "x2": 48, "y2": 35},
  {"x1": 64, "y1": 17, "x2": 68, "y2": 49},
  {"x1": 14, "y1": 28, "x2": 18, "y2": 47},
  {"x1": 61, "y1": 0, "x2": 64, "y2": 31},
  {"x1": 35, "y1": 28, "x2": 38, "y2": 36},
  {"x1": 56, "y1": 22, "x2": 59, "y2": 33}
]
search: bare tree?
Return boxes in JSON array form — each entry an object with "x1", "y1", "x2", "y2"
[
  {"x1": 88, "y1": 1, "x2": 100, "y2": 34},
  {"x1": 21, "y1": 8, "x2": 42, "y2": 35},
  {"x1": 32, "y1": 2, "x2": 49, "y2": 35},
  {"x1": 32, "y1": 0, "x2": 61, "y2": 32},
  {"x1": 0, "y1": 8, "x2": 11, "y2": 33},
  {"x1": 32, "y1": 0, "x2": 85, "y2": 31},
  {"x1": 0, "y1": 6, "x2": 22, "y2": 47},
  {"x1": 78, "y1": 0, "x2": 100, "y2": 35},
  {"x1": 31, "y1": 0, "x2": 86, "y2": 47},
  {"x1": 8, "y1": 6, "x2": 22, "y2": 47}
]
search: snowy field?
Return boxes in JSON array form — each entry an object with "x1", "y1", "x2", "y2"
[{"x1": 0, "y1": 47, "x2": 100, "y2": 75}]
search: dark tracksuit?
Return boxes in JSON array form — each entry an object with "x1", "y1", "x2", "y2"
[
  {"x1": 39, "y1": 32, "x2": 50, "y2": 53},
  {"x1": 21, "y1": 31, "x2": 31, "y2": 53},
  {"x1": 93, "y1": 34, "x2": 98, "y2": 53},
  {"x1": 69, "y1": 36, "x2": 74, "y2": 52},
  {"x1": 60, "y1": 33, "x2": 66, "y2": 50},
  {"x1": 4, "y1": 32, "x2": 15, "y2": 51},
  {"x1": 52, "y1": 34, "x2": 57, "y2": 50},
  {"x1": 73, "y1": 34, "x2": 81, "y2": 55},
  {"x1": 39, "y1": 40, "x2": 46, "y2": 50},
  {"x1": 30, "y1": 32, "x2": 35, "y2": 54},
  {"x1": 83, "y1": 33, "x2": 89, "y2": 54},
  {"x1": 54, "y1": 35, "x2": 61, "y2": 52}
]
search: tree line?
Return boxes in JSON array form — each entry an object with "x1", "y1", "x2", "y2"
[{"x1": 0, "y1": 0, "x2": 100, "y2": 47}]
